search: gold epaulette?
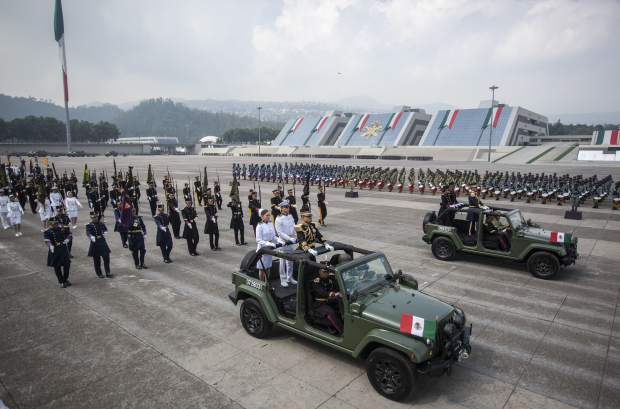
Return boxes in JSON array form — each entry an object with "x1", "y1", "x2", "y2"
[
  {"x1": 294, "y1": 223, "x2": 304, "y2": 232},
  {"x1": 311, "y1": 222, "x2": 318, "y2": 228}
]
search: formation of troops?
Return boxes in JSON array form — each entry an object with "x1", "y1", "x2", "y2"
[{"x1": 2, "y1": 156, "x2": 619, "y2": 288}]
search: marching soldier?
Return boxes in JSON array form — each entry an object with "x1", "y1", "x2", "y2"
[
  {"x1": 86, "y1": 211, "x2": 113, "y2": 278},
  {"x1": 55, "y1": 205, "x2": 73, "y2": 257},
  {"x1": 154, "y1": 204, "x2": 173, "y2": 263},
  {"x1": 317, "y1": 186, "x2": 327, "y2": 226},
  {"x1": 270, "y1": 189, "x2": 281, "y2": 231},
  {"x1": 45, "y1": 215, "x2": 72, "y2": 288},
  {"x1": 167, "y1": 192, "x2": 182, "y2": 239},
  {"x1": 113, "y1": 201, "x2": 129, "y2": 248},
  {"x1": 146, "y1": 182, "x2": 158, "y2": 217},
  {"x1": 194, "y1": 176, "x2": 203, "y2": 205},
  {"x1": 183, "y1": 183, "x2": 191, "y2": 202},
  {"x1": 182, "y1": 200, "x2": 200, "y2": 256},
  {"x1": 205, "y1": 197, "x2": 221, "y2": 250},
  {"x1": 214, "y1": 181, "x2": 223, "y2": 210},
  {"x1": 286, "y1": 188, "x2": 299, "y2": 224},
  {"x1": 128, "y1": 208, "x2": 148, "y2": 270},
  {"x1": 25, "y1": 180, "x2": 38, "y2": 214}
]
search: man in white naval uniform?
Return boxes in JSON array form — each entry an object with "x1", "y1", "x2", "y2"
[
  {"x1": 0, "y1": 189, "x2": 9, "y2": 229},
  {"x1": 275, "y1": 199, "x2": 297, "y2": 287},
  {"x1": 49, "y1": 186, "x2": 63, "y2": 216}
]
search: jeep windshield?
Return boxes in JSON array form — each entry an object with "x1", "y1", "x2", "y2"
[
  {"x1": 340, "y1": 255, "x2": 394, "y2": 296},
  {"x1": 507, "y1": 209, "x2": 526, "y2": 231}
]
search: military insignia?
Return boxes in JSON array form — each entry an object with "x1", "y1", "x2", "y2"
[{"x1": 361, "y1": 120, "x2": 383, "y2": 139}]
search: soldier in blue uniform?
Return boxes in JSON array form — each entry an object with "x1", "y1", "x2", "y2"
[
  {"x1": 154, "y1": 204, "x2": 173, "y2": 263},
  {"x1": 466, "y1": 182, "x2": 486, "y2": 236},
  {"x1": 128, "y1": 208, "x2": 148, "y2": 269},
  {"x1": 205, "y1": 197, "x2": 220, "y2": 250},
  {"x1": 113, "y1": 201, "x2": 129, "y2": 248},
  {"x1": 182, "y1": 200, "x2": 200, "y2": 256},
  {"x1": 86, "y1": 211, "x2": 113, "y2": 278},
  {"x1": 45, "y1": 215, "x2": 72, "y2": 288}
]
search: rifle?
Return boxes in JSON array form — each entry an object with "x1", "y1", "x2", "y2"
[
  {"x1": 257, "y1": 181, "x2": 262, "y2": 207},
  {"x1": 52, "y1": 163, "x2": 59, "y2": 183}
]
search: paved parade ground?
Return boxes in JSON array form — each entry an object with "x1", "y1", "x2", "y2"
[{"x1": 1, "y1": 156, "x2": 619, "y2": 409}]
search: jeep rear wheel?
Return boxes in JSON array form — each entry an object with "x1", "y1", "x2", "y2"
[
  {"x1": 432, "y1": 236, "x2": 456, "y2": 261},
  {"x1": 423, "y1": 212, "x2": 436, "y2": 234},
  {"x1": 366, "y1": 347, "x2": 417, "y2": 401},
  {"x1": 528, "y1": 251, "x2": 560, "y2": 279},
  {"x1": 240, "y1": 298, "x2": 272, "y2": 338}
]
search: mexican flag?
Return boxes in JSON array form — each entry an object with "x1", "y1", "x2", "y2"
[
  {"x1": 550, "y1": 232, "x2": 572, "y2": 243},
  {"x1": 439, "y1": 110, "x2": 459, "y2": 129},
  {"x1": 54, "y1": 0, "x2": 69, "y2": 102},
  {"x1": 316, "y1": 116, "x2": 329, "y2": 133},
  {"x1": 387, "y1": 112, "x2": 403, "y2": 130},
  {"x1": 400, "y1": 313, "x2": 437, "y2": 338},
  {"x1": 349, "y1": 116, "x2": 363, "y2": 133},
  {"x1": 289, "y1": 118, "x2": 304, "y2": 133},
  {"x1": 358, "y1": 114, "x2": 371, "y2": 131},
  {"x1": 483, "y1": 107, "x2": 503, "y2": 129}
]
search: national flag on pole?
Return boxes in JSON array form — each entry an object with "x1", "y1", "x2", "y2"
[
  {"x1": 399, "y1": 313, "x2": 437, "y2": 338},
  {"x1": 550, "y1": 232, "x2": 572, "y2": 243},
  {"x1": 350, "y1": 116, "x2": 363, "y2": 133},
  {"x1": 288, "y1": 118, "x2": 304, "y2": 133},
  {"x1": 487, "y1": 107, "x2": 503, "y2": 128},
  {"x1": 358, "y1": 114, "x2": 371, "y2": 131},
  {"x1": 387, "y1": 112, "x2": 403, "y2": 130},
  {"x1": 441, "y1": 110, "x2": 459, "y2": 129},
  {"x1": 54, "y1": 0, "x2": 69, "y2": 102}
]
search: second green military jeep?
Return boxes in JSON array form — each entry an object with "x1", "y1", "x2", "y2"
[
  {"x1": 229, "y1": 242, "x2": 471, "y2": 401},
  {"x1": 422, "y1": 206, "x2": 580, "y2": 279}
]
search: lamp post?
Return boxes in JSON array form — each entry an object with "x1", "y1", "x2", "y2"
[
  {"x1": 257, "y1": 107, "x2": 262, "y2": 155},
  {"x1": 488, "y1": 85, "x2": 498, "y2": 162},
  {"x1": 186, "y1": 124, "x2": 189, "y2": 141}
]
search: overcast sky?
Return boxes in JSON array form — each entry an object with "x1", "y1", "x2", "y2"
[{"x1": 1, "y1": 0, "x2": 618, "y2": 114}]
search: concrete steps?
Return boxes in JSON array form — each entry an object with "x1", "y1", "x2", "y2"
[{"x1": 495, "y1": 142, "x2": 563, "y2": 164}]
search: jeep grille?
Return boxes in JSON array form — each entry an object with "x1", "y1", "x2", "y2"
[{"x1": 435, "y1": 314, "x2": 455, "y2": 352}]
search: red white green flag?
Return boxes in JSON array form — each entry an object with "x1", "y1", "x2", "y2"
[
  {"x1": 358, "y1": 114, "x2": 371, "y2": 131},
  {"x1": 488, "y1": 107, "x2": 503, "y2": 128},
  {"x1": 400, "y1": 313, "x2": 436, "y2": 338},
  {"x1": 387, "y1": 112, "x2": 404, "y2": 130},
  {"x1": 54, "y1": 0, "x2": 69, "y2": 102},
  {"x1": 288, "y1": 118, "x2": 304, "y2": 133},
  {"x1": 315, "y1": 116, "x2": 329, "y2": 133},
  {"x1": 550, "y1": 232, "x2": 572, "y2": 243},
  {"x1": 439, "y1": 110, "x2": 459, "y2": 129}
]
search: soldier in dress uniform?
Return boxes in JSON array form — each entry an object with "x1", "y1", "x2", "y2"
[
  {"x1": 295, "y1": 208, "x2": 334, "y2": 256},
  {"x1": 205, "y1": 197, "x2": 220, "y2": 250},
  {"x1": 466, "y1": 182, "x2": 485, "y2": 236},
  {"x1": 113, "y1": 201, "x2": 129, "y2": 248},
  {"x1": 45, "y1": 215, "x2": 72, "y2": 288},
  {"x1": 128, "y1": 208, "x2": 148, "y2": 269},
  {"x1": 317, "y1": 186, "x2": 328, "y2": 226},
  {"x1": 86, "y1": 211, "x2": 113, "y2": 278},
  {"x1": 275, "y1": 200, "x2": 297, "y2": 287},
  {"x1": 248, "y1": 191, "x2": 261, "y2": 236},
  {"x1": 194, "y1": 176, "x2": 203, "y2": 206},
  {"x1": 228, "y1": 198, "x2": 247, "y2": 246},
  {"x1": 55, "y1": 205, "x2": 73, "y2": 257},
  {"x1": 167, "y1": 192, "x2": 182, "y2": 239},
  {"x1": 183, "y1": 183, "x2": 191, "y2": 202},
  {"x1": 270, "y1": 189, "x2": 281, "y2": 231},
  {"x1": 214, "y1": 181, "x2": 223, "y2": 210},
  {"x1": 311, "y1": 266, "x2": 343, "y2": 335},
  {"x1": 26, "y1": 181, "x2": 38, "y2": 214},
  {"x1": 146, "y1": 182, "x2": 158, "y2": 217},
  {"x1": 154, "y1": 204, "x2": 173, "y2": 263},
  {"x1": 182, "y1": 200, "x2": 200, "y2": 256},
  {"x1": 286, "y1": 188, "x2": 299, "y2": 224}
]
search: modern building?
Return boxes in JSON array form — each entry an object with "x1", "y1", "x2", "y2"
[
  {"x1": 113, "y1": 136, "x2": 179, "y2": 144},
  {"x1": 418, "y1": 102, "x2": 548, "y2": 147},
  {"x1": 199, "y1": 136, "x2": 219, "y2": 144},
  {"x1": 273, "y1": 106, "x2": 431, "y2": 147}
]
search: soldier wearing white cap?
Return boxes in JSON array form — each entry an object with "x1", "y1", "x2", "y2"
[
  {"x1": 275, "y1": 199, "x2": 296, "y2": 287},
  {"x1": 49, "y1": 185, "x2": 63, "y2": 216}
]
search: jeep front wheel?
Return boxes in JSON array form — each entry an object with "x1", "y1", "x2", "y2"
[
  {"x1": 432, "y1": 237, "x2": 456, "y2": 261},
  {"x1": 527, "y1": 251, "x2": 560, "y2": 279},
  {"x1": 240, "y1": 298, "x2": 272, "y2": 338},
  {"x1": 366, "y1": 347, "x2": 417, "y2": 401}
]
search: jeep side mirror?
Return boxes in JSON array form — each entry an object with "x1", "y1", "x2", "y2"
[
  {"x1": 527, "y1": 219, "x2": 532, "y2": 226},
  {"x1": 350, "y1": 290, "x2": 358, "y2": 303},
  {"x1": 394, "y1": 270, "x2": 403, "y2": 280}
]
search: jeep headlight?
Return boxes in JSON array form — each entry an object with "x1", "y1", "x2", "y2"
[
  {"x1": 443, "y1": 323, "x2": 456, "y2": 338},
  {"x1": 454, "y1": 315, "x2": 465, "y2": 330}
]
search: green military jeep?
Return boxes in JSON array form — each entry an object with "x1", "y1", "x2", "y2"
[
  {"x1": 422, "y1": 205, "x2": 580, "y2": 279},
  {"x1": 229, "y1": 242, "x2": 472, "y2": 401}
]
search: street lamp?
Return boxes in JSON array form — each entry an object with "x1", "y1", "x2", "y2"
[
  {"x1": 488, "y1": 85, "x2": 498, "y2": 162},
  {"x1": 257, "y1": 107, "x2": 262, "y2": 155},
  {"x1": 186, "y1": 124, "x2": 189, "y2": 141}
]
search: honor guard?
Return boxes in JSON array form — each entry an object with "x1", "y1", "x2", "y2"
[
  {"x1": 167, "y1": 193, "x2": 182, "y2": 239},
  {"x1": 214, "y1": 181, "x2": 223, "y2": 209},
  {"x1": 205, "y1": 197, "x2": 221, "y2": 250},
  {"x1": 146, "y1": 182, "x2": 158, "y2": 217},
  {"x1": 317, "y1": 186, "x2": 327, "y2": 226},
  {"x1": 466, "y1": 182, "x2": 486, "y2": 236},
  {"x1": 55, "y1": 205, "x2": 73, "y2": 257},
  {"x1": 154, "y1": 204, "x2": 174, "y2": 263},
  {"x1": 183, "y1": 183, "x2": 191, "y2": 202},
  {"x1": 295, "y1": 208, "x2": 334, "y2": 256},
  {"x1": 228, "y1": 199, "x2": 247, "y2": 246},
  {"x1": 182, "y1": 200, "x2": 200, "y2": 256},
  {"x1": 286, "y1": 188, "x2": 298, "y2": 224},
  {"x1": 270, "y1": 189, "x2": 281, "y2": 231},
  {"x1": 86, "y1": 211, "x2": 113, "y2": 278},
  {"x1": 194, "y1": 176, "x2": 203, "y2": 205},
  {"x1": 45, "y1": 215, "x2": 72, "y2": 287},
  {"x1": 128, "y1": 208, "x2": 148, "y2": 270},
  {"x1": 113, "y1": 201, "x2": 129, "y2": 248}
]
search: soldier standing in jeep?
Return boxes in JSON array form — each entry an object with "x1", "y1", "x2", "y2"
[
  {"x1": 295, "y1": 208, "x2": 334, "y2": 256},
  {"x1": 311, "y1": 267, "x2": 344, "y2": 335}
]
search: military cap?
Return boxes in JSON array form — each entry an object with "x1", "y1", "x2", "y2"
[
  {"x1": 89, "y1": 211, "x2": 99, "y2": 217},
  {"x1": 157, "y1": 204, "x2": 164, "y2": 209},
  {"x1": 49, "y1": 215, "x2": 59, "y2": 223}
]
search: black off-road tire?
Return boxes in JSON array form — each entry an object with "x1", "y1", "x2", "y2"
[
  {"x1": 240, "y1": 298, "x2": 272, "y2": 338},
  {"x1": 366, "y1": 347, "x2": 417, "y2": 401},
  {"x1": 528, "y1": 251, "x2": 560, "y2": 279},
  {"x1": 423, "y1": 212, "x2": 436, "y2": 234},
  {"x1": 432, "y1": 236, "x2": 456, "y2": 261},
  {"x1": 240, "y1": 249, "x2": 257, "y2": 271}
]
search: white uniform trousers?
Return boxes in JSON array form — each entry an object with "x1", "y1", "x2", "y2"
[{"x1": 279, "y1": 244, "x2": 294, "y2": 282}]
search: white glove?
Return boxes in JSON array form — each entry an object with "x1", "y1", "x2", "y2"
[
  {"x1": 50, "y1": 245, "x2": 55, "y2": 253},
  {"x1": 21, "y1": 210, "x2": 24, "y2": 215},
  {"x1": 175, "y1": 208, "x2": 180, "y2": 212},
  {"x1": 159, "y1": 226, "x2": 166, "y2": 231},
  {"x1": 90, "y1": 236, "x2": 96, "y2": 242},
  {"x1": 187, "y1": 223, "x2": 192, "y2": 229},
  {"x1": 63, "y1": 238, "x2": 70, "y2": 244},
  {"x1": 103, "y1": 231, "x2": 108, "y2": 236},
  {"x1": 325, "y1": 244, "x2": 334, "y2": 251},
  {"x1": 269, "y1": 242, "x2": 277, "y2": 248},
  {"x1": 325, "y1": 202, "x2": 329, "y2": 205},
  {"x1": 483, "y1": 206, "x2": 490, "y2": 210},
  {"x1": 215, "y1": 213, "x2": 219, "y2": 217},
  {"x1": 308, "y1": 249, "x2": 318, "y2": 256}
]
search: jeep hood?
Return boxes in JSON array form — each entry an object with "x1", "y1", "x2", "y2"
[
  {"x1": 360, "y1": 287, "x2": 454, "y2": 330},
  {"x1": 522, "y1": 226, "x2": 563, "y2": 243}
]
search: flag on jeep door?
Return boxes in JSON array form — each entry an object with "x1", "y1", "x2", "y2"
[
  {"x1": 550, "y1": 232, "x2": 572, "y2": 243},
  {"x1": 400, "y1": 313, "x2": 437, "y2": 338}
]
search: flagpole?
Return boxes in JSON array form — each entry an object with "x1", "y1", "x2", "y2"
[
  {"x1": 488, "y1": 85, "x2": 498, "y2": 162},
  {"x1": 64, "y1": 92, "x2": 72, "y2": 152}
]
